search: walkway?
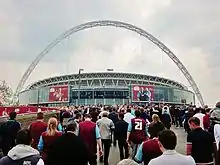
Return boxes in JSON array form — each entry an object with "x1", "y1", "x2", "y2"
[{"x1": 98, "y1": 127, "x2": 187, "y2": 165}]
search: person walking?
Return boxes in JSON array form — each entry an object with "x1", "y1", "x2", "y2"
[
  {"x1": 193, "y1": 108, "x2": 205, "y2": 129},
  {"x1": 174, "y1": 107, "x2": 182, "y2": 128},
  {"x1": 115, "y1": 113, "x2": 129, "y2": 160},
  {"x1": 127, "y1": 110, "x2": 148, "y2": 158},
  {"x1": 135, "y1": 116, "x2": 163, "y2": 165},
  {"x1": 148, "y1": 114, "x2": 165, "y2": 139},
  {"x1": 62, "y1": 109, "x2": 72, "y2": 129},
  {"x1": 0, "y1": 112, "x2": 21, "y2": 155},
  {"x1": 184, "y1": 107, "x2": 195, "y2": 134},
  {"x1": 187, "y1": 117, "x2": 217, "y2": 165},
  {"x1": 161, "y1": 110, "x2": 171, "y2": 129},
  {"x1": 97, "y1": 112, "x2": 115, "y2": 165},
  {"x1": 79, "y1": 114, "x2": 103, "y2": 165},
  {"x1": 38, "y1": 117, "x2": 62, "y2": 162},
  {"x1": 124, "y1": 108, "x2": 135, "y2": 124},
  {"x1": 0, "y1": 129, "x2": 44, "y2": 165},
  {"x1": 108, "y1": 108, "x2": 119, "y2": 146},
  {"x1": 203, "y1": 108, "x2": 211, "y2": 131},
  {"x1": 149, "y1": 130, "x2": 195, "y2": 165},
  {"x1": 46, "y1": 119, "x2": 89, "y2": 165},
  {"x1": 29, "y1": 112, "x2": 47, "y2": 149}
]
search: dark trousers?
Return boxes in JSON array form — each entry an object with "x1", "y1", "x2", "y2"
[
  {"x1": 175, "y1": 117, "x2": 183, "y2": 127},
  {"x1": 100, "y1": 139, "x2": 111, "y2": 165},
  {"x1": 89, "y1": 153, "x2": 97, "y2": 165},
  {"x1": 112, "y1": 131, "x2": 117, "y2": 146},
  {"x1": 171, "y1": 115, "x2": 175, "y2": 125},
  {"x1": 164, "y1": 123, "x2": 171, "y2": 130},
  {"x1": 118, "y1": 140, "x2": 129, "y2": 160}
]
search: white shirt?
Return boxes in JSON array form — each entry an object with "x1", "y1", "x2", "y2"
[
  {"x1": 124, "y1": 112, "x2": 135, "y2": 124},
  {"x1": 193, "y1": 113, "x2": 205, "y2": 129},
  {"x1": 148, "y1": 150, "x2": 195, "y2": 165},
  {"x1": 214, "y1": 124, "x2": 220, "y2": 150},
  {"x1": 37, "y1": 159, "x2": 44, "y2": 165}
]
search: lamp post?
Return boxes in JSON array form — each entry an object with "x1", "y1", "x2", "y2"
[
  {"x1": 107, "y1": 68, "x2": 114, "y2": 72},
  {"x1": 77, "y1": 68, "x2": 84, "y2": 105}
]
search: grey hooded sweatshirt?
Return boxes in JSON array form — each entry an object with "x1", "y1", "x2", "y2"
[
  {"x1": 0, "y1": 144, "x2": 44, "y2": 165},
  {"x1": 210, "y1": 107, "x2": 220, "y2": 124}
]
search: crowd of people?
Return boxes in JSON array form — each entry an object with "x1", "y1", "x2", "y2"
[{"x1": 0, "y1": 102, "x2": 220, "y2": 165}]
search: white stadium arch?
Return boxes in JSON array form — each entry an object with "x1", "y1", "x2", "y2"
[{"x1": 14, "y1": 20, "x2": 204, "y2": 106}]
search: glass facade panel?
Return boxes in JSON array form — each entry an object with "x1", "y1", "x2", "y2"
[
  {"x1": 104, "y1": 91, "x2": 114, "y2": 99},
  {"x1": 87, "y1": 99, "x2": 95, "y2": 105},
  {"x1": 173, "y1": 89, "x2": 194, "y2": 104},
  {"x1": 96, "y1": 99, "x2": 104, "y2": 105},
  {"x1": 105, "y1": 99, "x2": 115, "y2": 105},
  {"x1": 39, "y1": 87, "x2": 49, "y2": 103},
  {"x1": 95, "y1": 91, "x2": 104, "y2": 99},
  {"x1": 19, "y1": 85, "x2": 195, "y2": 105}
]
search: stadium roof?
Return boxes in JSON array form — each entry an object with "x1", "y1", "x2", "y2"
[{"x1": 26, "y1": 72, "x2": 188, "y2": 91}]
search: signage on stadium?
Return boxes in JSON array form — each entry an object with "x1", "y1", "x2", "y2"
[
  {"x1": 132, "y1": 85, "x2": 154, "y2": 102},
  {"x1": 48, "y1": 85, "x2": 69, "y2": 102}
]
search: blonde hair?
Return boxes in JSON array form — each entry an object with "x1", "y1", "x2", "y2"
[
  {"x1": 46, "y1": 117, "x2": 58, "y2": 136},
  {"x1": 152, "y1": 114, "x2": 161, "y2": 123}
]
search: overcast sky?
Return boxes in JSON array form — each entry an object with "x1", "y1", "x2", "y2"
[{"x1": 0, "y1": 0, "x2": 219, "y2": 106}]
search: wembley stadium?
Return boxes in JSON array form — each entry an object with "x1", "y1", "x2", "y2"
[{"x1": 18, "y1": 72, "x2": 195, "y2": 106}]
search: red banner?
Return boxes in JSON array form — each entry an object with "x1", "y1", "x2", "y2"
[
  {"x1": 0, "y1": 106, "x2": 58, "y2": 117},
  {"x1": 49, "y1": 86, "x2": 69, "y2": 102},
  {"x1": 132, "y1": 85, "x2": 154, "y2": 102}
]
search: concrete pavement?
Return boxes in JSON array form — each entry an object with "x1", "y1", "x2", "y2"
[{"x1": 98, "y1": 127, "x2": 187, "y2": 165}]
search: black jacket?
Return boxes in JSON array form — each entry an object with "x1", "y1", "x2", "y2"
[
  {"x1": 108, "y1": 112, "x2": 119, "y2": 124},
  {"x1": 46, "y1": 133, "x2": 89, "y2": 165},
  {"x1": 115, "y1": 120, "x2": 128, "y2": 141}
]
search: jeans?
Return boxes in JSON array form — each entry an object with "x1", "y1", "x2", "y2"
[
  {"x1": 100, "y1": 139, "x2": 111, "y2": 165},
  {"x1": 118, "y1": 140, "x2": 129, "y2": 160},
  {"x1": 131, "y1": 143, "x2": 141, "y2": 159}
]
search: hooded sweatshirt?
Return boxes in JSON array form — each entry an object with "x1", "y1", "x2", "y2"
[
  {"x1": 0, "y1": 144, "x2": 44, "y2": 165},
  {"x1": 210, "y1": 107, "x2": 220, "y2": 124}
]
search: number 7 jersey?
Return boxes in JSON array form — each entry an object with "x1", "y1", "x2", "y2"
[{"x1": 129, "y1": 118, "x2": 148, "y2": 144}]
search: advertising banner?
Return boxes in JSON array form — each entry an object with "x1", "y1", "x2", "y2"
[
  {"x1": 132, "y1": 85, "x2": 154, "y2": 102},
  {"x1": 0, "y1": 106, "x2": 58, "y2": 117},
  {"x1": 49, "y1": 85, "x2": 69, "y2": 102}
]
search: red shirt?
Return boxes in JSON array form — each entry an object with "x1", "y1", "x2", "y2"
[
  {"x1": 29, "y1": 121, "x2": 47, "y2": 149},
  {"x1": 203, "y1": 114, "x2": 210, "y2": 130},
  {"x1": 129, "y1": 118, "x2": 147, "y2": 144},
  {"x1": 142, "y1": 138, "x2": 162, "y2": 165},
  {"x1": 79, "y1": 121, "x2": 97, "y2": 154},
  {"x1": 41, "y1": 131, "x2": 62, "y2": 161}
]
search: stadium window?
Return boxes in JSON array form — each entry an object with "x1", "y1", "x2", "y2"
[
  {"x1": 104, "y1": 91, "x2": 114, "y2": 99},
  {"x1": 94, "y1": 91, "x2": 104, "y2": 99},
  {"x1": 123, "y1": 91, "x2": 129, "y2": 98},
  {"x1": 87, "y1": 91, "x2": 93, "y2": 99},
  {"x1": 115, "y1": 91, "x2": 123, "y2": 99},
  {"x1": 71, "y1": 91, "x2": 78, "y2": 99}
]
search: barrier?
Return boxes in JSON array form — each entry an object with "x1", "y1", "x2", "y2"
[{"x1": 0, "y1": 106, "x2": 58, "y2": 117}]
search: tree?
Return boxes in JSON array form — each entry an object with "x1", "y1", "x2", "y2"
[{"x1": 0, "y1": 80, "x2": 13, "y2": 106}]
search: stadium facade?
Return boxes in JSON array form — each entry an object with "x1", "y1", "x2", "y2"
[{"x1": 18, "y1": 72, "x2": 195, "y2": 106}]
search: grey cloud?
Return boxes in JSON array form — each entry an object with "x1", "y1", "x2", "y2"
[{"x1": 1, "y1": 0, "x2": 220, "y2": 105}]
